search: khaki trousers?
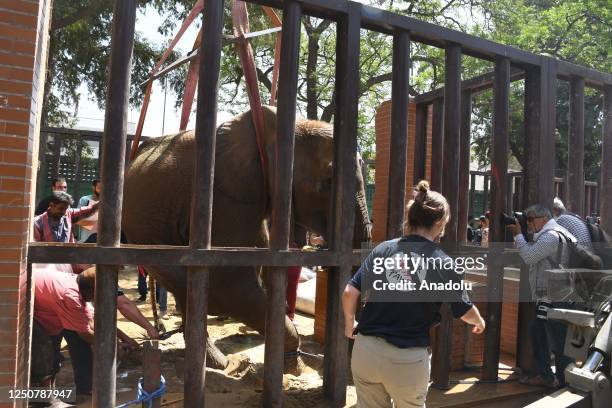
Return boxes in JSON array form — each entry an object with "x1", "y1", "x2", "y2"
[{"x1": 351, "y1": 334, "x2": 431, "y2": 408}]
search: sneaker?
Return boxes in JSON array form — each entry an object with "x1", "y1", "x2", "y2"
[
  {"x1": 159, "y1": 310, "x2": 169, "y2": 320},
  {"x1": 137, "y1": 294, "x2": 146, "y2": 302},
  {"x1": 519, "y1": 375, "x2": 559, "y2": 388}
]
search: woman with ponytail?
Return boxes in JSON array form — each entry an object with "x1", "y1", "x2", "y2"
[{"x1": 343, "y1": 180, "x2": 485, "y2": 408}]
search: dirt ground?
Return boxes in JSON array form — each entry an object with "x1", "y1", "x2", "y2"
[{"x1": 54, "y1": 266, "x2": 358, "y2": 407}]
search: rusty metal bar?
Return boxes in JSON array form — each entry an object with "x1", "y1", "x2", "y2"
[
  {"x1": 601, "y1": 85, "x2": 612, "y2": 232},
  {"x1": 413, "y1": 103, "x2": 428, "y2": 184},
  {"x1": 385, "y1": 30, "x2": 410, "y2": 239},
  {"x1": 263, "y1": 1, "x2": 302, "y2": 406},
  {"x1": 322, "y1": 3, "x2": 361, "y2": 405},
  {"x1": 93, "y1": 1, "x2": 136, "y2": 406},
  {"x1": 483, "y1": 56, "x2": 510, "y2": 381},
  {"x1": 457, "y1": 90, "x2": 472, "y2": 242},
  {"x1": 442, "y1": 43, "x2": 461, "y2": 242},
  {"x1": 184, "y1": 1, "x2": 224, "y2": 406},
  {"x1": 430, "y1": 98, "x2": 444, "y2": 191},
  {"x1": 567, "y1": 77, "x2": 585, "y2": 215}
]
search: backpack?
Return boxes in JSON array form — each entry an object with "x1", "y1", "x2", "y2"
[
  {"x1": 550, "y1": 230, "x2": 604, "y2": 303},
  {"x1": 567, "y1": 213, "x2": 612, "y2": 268}
]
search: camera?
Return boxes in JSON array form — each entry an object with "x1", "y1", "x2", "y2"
[
  {"x1": 501, "y1": 211, "x2": 527, "y2": 226},
  {"x1": 501, "y1": 211, "x2": 529, "y2": 238}
]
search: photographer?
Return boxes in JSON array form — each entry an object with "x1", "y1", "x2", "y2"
[{"x1": 508, "y1": 204, "x2": 576, "y2": 388}]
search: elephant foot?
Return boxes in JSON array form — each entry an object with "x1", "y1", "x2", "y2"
[{"x1": 205, "y1": 336, "x2": 229, "y2": 370}]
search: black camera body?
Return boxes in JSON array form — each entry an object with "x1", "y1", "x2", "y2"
[{"x1": 501, "y1": 211, "x2": 529, "y2": 239}]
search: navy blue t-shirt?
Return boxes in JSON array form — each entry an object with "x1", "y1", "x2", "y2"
[{"x1": 349, "y1": 234, "x2": 473, "y2": 348}]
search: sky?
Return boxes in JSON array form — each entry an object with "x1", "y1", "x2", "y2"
[{"x1": 74, "y1": 6, "x2": 233, "y2": 137}]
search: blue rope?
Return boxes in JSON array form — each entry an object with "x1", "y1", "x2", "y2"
[{"x1": 116, "y1": 375, "x2": 166, "y2": 408}]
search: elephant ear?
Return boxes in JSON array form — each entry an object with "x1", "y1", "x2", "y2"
[{"x1": 215, "y1": 110, "x2": 267, "y2": 203}]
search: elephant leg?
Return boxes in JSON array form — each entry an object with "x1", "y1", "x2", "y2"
[{"x1": 210, "y1": 266, "x2": 300, "y2": 354}]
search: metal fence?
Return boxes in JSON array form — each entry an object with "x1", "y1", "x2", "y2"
[{"x1": 28, "y1": 0, "x2": 612, "y2": 406}]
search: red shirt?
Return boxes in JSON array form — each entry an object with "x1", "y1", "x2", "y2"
[{"x1": 33, "y1": 265, "x2": 93, "y2": 336}]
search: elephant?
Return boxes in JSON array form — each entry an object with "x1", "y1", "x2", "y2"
[{"x1": 122, "y1": 106, "x2": 372, "y2": 369}]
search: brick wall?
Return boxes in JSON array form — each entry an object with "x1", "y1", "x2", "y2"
[
  {"x1": 372, "y1": 99, "x2": 432, "y2": 242},
  {"x1": 0, "y1": 0, "x2": 52, "y2": 405}
]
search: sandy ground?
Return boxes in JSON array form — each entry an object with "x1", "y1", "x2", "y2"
[{"x1": 54, "y1": 266, "x2": 358, "y2": 407}]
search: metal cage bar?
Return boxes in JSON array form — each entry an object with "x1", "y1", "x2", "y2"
[
  {"x1": 92, "y1": 1, "x2": 136, "y2": 406},
  {"x1": 184, "y1": 1, "x2": 225, "y2": 405},
  {"x1": 262, "y1": 1, "x2": 302, "y2": 406},
  {"x1": 322, "y1": 3, "x2": 361, "y2": 405}
]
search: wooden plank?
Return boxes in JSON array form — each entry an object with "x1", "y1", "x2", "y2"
[
  {"x1": 517, "y1": 59, "x2": 558, "y2": 377},
  {"x1": 263, "y1": 1, "x2": 302, "y2": 406},
  {"x1": 246, "y1": 0, "x2": 608, "y2": 87},
  {"x1": 184, "y1": 1, "x2": 224, "y2": 406},
  {"x1": 539, "y1": 57, "x2": 557, "y2": 206},
  {"x1": 27, "y1": 244, "x2": 365, "y2": 266},
  {"x1": 431, "y1": 304, "x2": 453, "y2": 390},
  {"x1": 567, "y1": 77, "x2": 585, "y2": 216},
  {"x1": 483, "y1": 56, "x2": 510, "y2": 381},
  {"x1": 142, "y1": 341, "x2": 162, "y2": 408},
  {"x1": 482, "y1": 174, "x2": 489, "y2": 213},
  {"x1": 601, "y1": 85, "x2": 612, "y2": 233},
  {"x1": 323, "y1": 3, "x2": 361, "y2": 405},
  {"x1": 386, "y1": 30, "x2": 410, "y2": 239},
  {"x1": 430, "y1": 98, "x2": 444, "y2": 191},
  {"x1": 457, "y1": 90, "x2": 472, "y2": 242},
  {"x1": 92, "y1": 1, "x2": 136, "y2": 406},
  {"x1": 442, "y1": 43, "x2": 461, "y2": 243},
  {"x1": 469, "y1": 173, "x2": 476, "y2": 217},
  {"x1": 415, "y1": 67, "x2": 524, "y2": 105},
  {"x1": 413, "y1": 103, "x2": 428, "y2": 183}
]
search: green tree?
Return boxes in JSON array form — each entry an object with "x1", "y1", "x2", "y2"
[{"x1": 470, "y1": 0, "x2": 610, "y2": 179}]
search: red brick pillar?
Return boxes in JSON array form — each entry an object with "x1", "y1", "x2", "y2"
[
  {"x1": 372, "y1": 99, "x2": 432, "y2": 242},
  {"x1": 0, "y1": 0, "x2": 53, "y2": 405}
]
